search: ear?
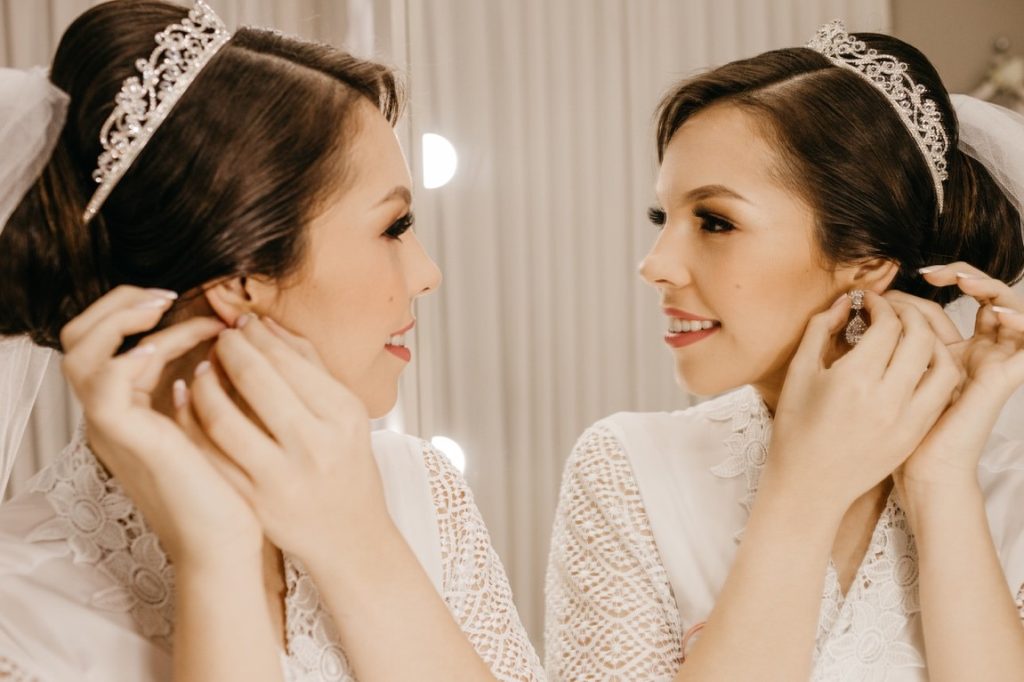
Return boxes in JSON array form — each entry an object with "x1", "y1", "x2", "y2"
[
  {"x1": 203, "y1": 275, "x2": 258, "y2": 327},
  {"x1": 845, "y1": 258, "x2": 900, "y2": 294}
]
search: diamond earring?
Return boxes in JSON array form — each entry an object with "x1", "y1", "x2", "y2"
[{"x1": 845, "y1": 289, "x2": 867, "y2": 345}]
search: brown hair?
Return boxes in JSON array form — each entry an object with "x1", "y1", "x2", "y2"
[
  {"x1": 0, "y1": 0, "x2": 403, "y2": 350},
  {"x1": 655, "y1": 34, "x2": 1023, "y2": 305}
]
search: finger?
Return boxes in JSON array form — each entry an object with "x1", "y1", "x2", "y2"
[
  {"x1": 908, "y1": 337, "x2": 960, "y2": 420},
  {"x1": 883, "y1": 300, "x2": 938, "y2": 393},
  {"x1": 213, "y1": 329, "x2": 322, "y2": 448},
  {"x1": 789, "y1": 293, "x2": 851, "y2": 373},
  {"x1": 919, "y1": 262, "x2": 1024, "y2": 310},
  {"x1": 174, "y1": 379, "x2": 256, "y2": 498},
  {"x1": 836, "y1": 291, "x2": 902, "y2": 377},
  {"x1": 883, "y1": 290, "x2": 963, "y2": 345},
  {"x1": 60, "y1": 285, "x2": 178, "y2": 351},
  {"x1": 994, "y1": 307, "x2": 1024, "y2": 334},
  {"x1": 62, "y1": 299, "x2": 176, "y2": 388},
  {"x1": 188, "y1": 360, "x2": 282, "y2": 479},
  {"x1": 105, "y1": 317, "x2": 227, "y2": 394},
  {"x1": 237, "y1": 316, "x2": 354, "y2": 419}
]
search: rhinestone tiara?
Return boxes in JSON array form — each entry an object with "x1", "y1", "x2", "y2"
[
  {"x1": 806, "y1": 20, "x2": 949, "y2": 212},
  {"x1": 82, "y1": 1, "x2": 231, "y2": 223}
]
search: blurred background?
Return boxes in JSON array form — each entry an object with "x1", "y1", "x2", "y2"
[{"x1": 3, "y1": 0, "x2": 1023, "y2": 653}]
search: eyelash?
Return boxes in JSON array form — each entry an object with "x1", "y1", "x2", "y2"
[
  {"x1": 646, "y1": 206, "x2": 736, "y2": 234},
  {"x1": 384, "y1": 212, "x2": 415, "y2": 240}
]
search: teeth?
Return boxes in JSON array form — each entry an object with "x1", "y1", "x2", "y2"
[
  {"x1": 668, "y1": 318, "x2": 718, "y2": 334},
  {"x1": 387, "y1": 334, "x2": 406, "y2": 347}
]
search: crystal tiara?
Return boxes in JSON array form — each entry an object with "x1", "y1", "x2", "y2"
[
  {"x1": 806, "y1": 20, "x2": 950, "y2": 212},
  {"x1": 82, "y1": 1, "x2": 231, "y2": 223}
]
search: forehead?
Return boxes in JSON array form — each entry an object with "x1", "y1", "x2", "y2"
[
  {"x1": 656, "y1": 104, "x2": 780, "y2": 201},
  {"x1": 345, "y1": 99, "x2": 410, "y2": 192}
]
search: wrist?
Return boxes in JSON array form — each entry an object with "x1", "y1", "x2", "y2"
[{"x1": 303, "y1": 518, "x2": 405, "y2": 583}]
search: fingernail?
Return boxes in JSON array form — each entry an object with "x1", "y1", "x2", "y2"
[
  {"x1": 918, "y1": 265, "x2": 944, "y2": 274},
  {"x1": 146, "y1": 288, "x2": 178, "y2": 300},
  {"x1": 832, "y1": 293, "x2": 848, "y2": 308},
  {"x1": 235, "y1": 313, "x2": 252, "y2": 329},
  {"x1": 992, "y1": 305, "x2": 1020, "y2": 315},
  {"x1": 955, "y1": 271, "x2": 984, "y2": 280},
  {"x1": 133, "y1": 297, "x2": 173, "y2": 310},
  {"x1": 172, "y1": 379, "x2": 188, "y2": 409},
  {"x1": 195, "y1": 360, "x2": 212, "y2": 377},
  {"x1": 127, "y1": 343, "x2": 156, "y2": 357}
]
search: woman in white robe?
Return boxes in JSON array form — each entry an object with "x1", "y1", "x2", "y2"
[
  {"x1": 0, "y1": 2, "x2": 542, "y2": 681},
  {"x1": 546, "y1": 24, "x2": 1024, "y2": 682}
]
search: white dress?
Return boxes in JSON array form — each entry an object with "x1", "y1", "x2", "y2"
[
  {"x1": 0, "y1": 427, "x2": 545, "y2": 682},
  {"x1": 545, "y1": 386, "x2": 1024, "y2": 682}
]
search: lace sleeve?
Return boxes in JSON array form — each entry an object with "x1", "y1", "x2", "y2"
[
  {"x1": 421, "y1": 444, "x2": 546, "y2": 682},
  {"x1": 0, "y1": 657, "x2": 42, "y2": 682},
  {"x1": 544, "y1": 424, "x2": 684, "y2": 681},
  {"x1": 1017, "y1": 583, "x2": 1024, "y2": 623}
]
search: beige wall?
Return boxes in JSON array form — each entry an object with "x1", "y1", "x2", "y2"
[{"x1": 891, "y1": 0, "x2": 1024, "y2": 93}]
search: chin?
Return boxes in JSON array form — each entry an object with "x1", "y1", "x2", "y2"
[
  {"x1": 673, "y1": 362, "x2": 745, "y2": 398},
  {"x1": 362, "y1": 384, "x2": 400, "y2": 420}
]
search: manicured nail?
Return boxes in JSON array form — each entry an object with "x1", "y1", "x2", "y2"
[
  {"x1": 194, "y1": 360, "x2": 212, "y2": 377},
  {"x1": 133, "y1": 297, "x2": 173, "y2": 310},
  {"x1": 235, "y1": 313, "x2": 252, "y2": 329},
  {"x1": 917, "y1": 265, "x2": 944, "y2": 274},
  {"x1": 955, "y1": 271, "x2": 984, "y2": 280},
  {"x1": 992, "y1": 305, "x2": 1021, "y2": 316},
  {"x1": 146, "y1": 288, "x2": 178, "y2": 300},
  {"x1": 127, "y1": 343, "x2": 156, "y2": 357},
  {"x1": 172, "y1": 379, "x2": 188, "y2": 409}
]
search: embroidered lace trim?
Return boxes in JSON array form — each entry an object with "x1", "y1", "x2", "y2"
[
  {"x1": 0, "y1": 657, "x2": 41, "y2": 682},
  {"x1": 422, "y1": 443, "x2": 546, "y2": 681},
  {"x1": 27, "y1": 431, "x2": 176, "y2": 650},
  {"x1": 544, "y1": 425, "x2": 683, "y2": 681},
  {"x1": 705, "y1": 388, "x2": 924, "y2": 680}
]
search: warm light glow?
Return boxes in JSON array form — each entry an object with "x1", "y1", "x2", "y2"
[
  {"x1": 431, "y1": 435, "x2": 466, "y2": 473},
  {"x1": 422, "y1": 133, "x2": 458, "y2": 189}
]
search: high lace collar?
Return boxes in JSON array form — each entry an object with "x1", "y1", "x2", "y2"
[
  {"x1": 26, "y1": 426, "x2": 355, "y2": 681},
  {"x1": 703, "y1": 386, "x2": 925, "y2": 680}
]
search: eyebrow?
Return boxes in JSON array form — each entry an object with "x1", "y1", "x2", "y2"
[
  {"x1": 376, "y1": 186, "x2": 413, "y2": 207},
  {"x1": 683, "y1": 184, "x2": 750, "y2": 204}
]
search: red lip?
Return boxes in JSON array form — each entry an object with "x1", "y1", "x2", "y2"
[
  {"x1": 386, "y1": 345, "x2": 412, "y2": 362},
  {"x1": 390, "y1": 319, "x2": 416, "y2": 336},
  {"x1": 663, "y1": 307, "x2": 718, "y2": 322}
]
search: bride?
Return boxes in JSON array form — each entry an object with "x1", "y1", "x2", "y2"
[
  {"x1": 546, "y1": 21, "x2": 1024, "y2": 682},
  {"x1": 0, "y1": 1, "x2": 542, "y2": 680}
]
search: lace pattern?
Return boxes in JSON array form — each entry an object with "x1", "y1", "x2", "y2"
[
  {"x1": 26, "y1": 431, "x2": 176, "y2": 648},
  {"x1": 423, "y1": 443, "x2": 546, "y2": 682},
  {"x1": 545, "y1": 425, "x2": 683, "y2": 681},
  {"x1": 23, "y1": 430, "x2": 543, "y2": 681}
]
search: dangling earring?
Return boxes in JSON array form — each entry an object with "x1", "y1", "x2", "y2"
[{"x1": 845, "y1": 289, "x2": 867, "y2": 346}]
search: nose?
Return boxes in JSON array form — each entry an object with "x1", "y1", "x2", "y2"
[
  {"x1": 408, "y1": 232, "x2": 442, "y2": 298},
  {"x1": 638, "y1": 227, "x2": 690, "y2": 290}
]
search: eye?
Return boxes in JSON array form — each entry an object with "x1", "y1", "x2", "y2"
[
  {"x1": 694, "y1": 209, "x2": 735, "y2": 234},
  {"x1": 384, "y1": 212, "x2": 415, "y2": 240},
  {"x1": 647, "y1": 206, "x2": 666, "y2": 228}
]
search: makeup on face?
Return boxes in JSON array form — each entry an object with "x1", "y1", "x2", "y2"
[{"x1": 662, "y1": 307, "x2": 721, "y2": 348}]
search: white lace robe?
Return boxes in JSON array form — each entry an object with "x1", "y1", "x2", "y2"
[
  {"x1": 0, "y1": 428, "x2": 544, "y2": 682},
  {"x1": 545, "y1": 386, "x2": 1024, "y2": 682}
]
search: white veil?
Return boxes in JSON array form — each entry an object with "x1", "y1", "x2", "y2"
[
  {"x1": 947, "y1": 94, "x2": 1024, "y2": 441},
  {"x1": 0, "y1": 67, "x2": 69, "y2": 499}
]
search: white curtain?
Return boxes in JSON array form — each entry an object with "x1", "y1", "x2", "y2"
[
  {"x1": 0, "y1": 0, "x2": 364, "y2": 501},
  {"x1": 404, "y1": 0, "x2": 891, "y2": 646}
]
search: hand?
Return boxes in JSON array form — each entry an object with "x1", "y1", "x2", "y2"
[
  {"x1": 890, "y1": 263, "x2": 1024, "y2": 493},
  {"x1": 60, "y1": 286, "x2": 262, "y2": 569},
  {"x1": 765, "y1": 291, "x2": 961, "y2": 512},
  {"x1": 181, "y1": 314, "x2": 392, "y2": 566}
]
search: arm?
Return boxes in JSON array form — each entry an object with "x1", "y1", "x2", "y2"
[
  {"x1": 545, "y1": 425, "x2": 686, "y2": 681},
  {"x1": 173, "y1": 553, "x2": 285, "y2": 682},
  {"x1": 902, "y1": 478, "x2": 1024, "y2": 682}
]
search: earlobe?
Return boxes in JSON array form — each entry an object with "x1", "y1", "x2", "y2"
[{"x1": 203, "y1": 275, "x2": 253, "y2": 327}]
